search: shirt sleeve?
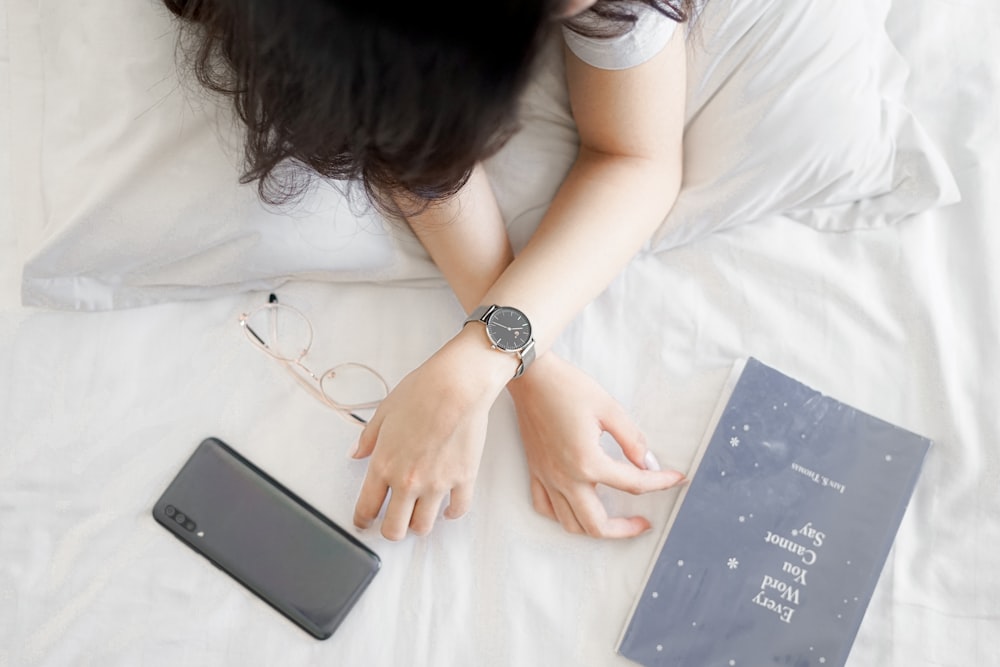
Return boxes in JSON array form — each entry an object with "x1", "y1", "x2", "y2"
[{"x1": 562, "y1": 2, "x2": 679, "y2": 71}]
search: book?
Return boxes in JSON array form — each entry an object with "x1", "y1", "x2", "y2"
[{"x1": 617, "y1": 358, "x2": 932, "y2": 667}]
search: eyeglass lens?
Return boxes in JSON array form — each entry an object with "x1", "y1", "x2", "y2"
[
  {"x1": 320, "y1": 364, "x2": 388, "y2": 408},
  {"x1": 244, "y1": 305, "x2": 312, "y2": 362}
]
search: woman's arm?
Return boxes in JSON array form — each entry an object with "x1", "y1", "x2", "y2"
[
  {"x1": 351, "y1": 29, "x2": 688, "y2": 539},
  {"x1": 400, "y1": 163, "x2": 516, "y2": 315},
  {"x1": 481, "y1": 31, "x2": 685, "y2": 350},
  {"x1": 501, "y1": 31, "x2": 689, "y2": 537},
  {"x1": 400, "y1": 28, "x2": 686, "y2": 356},
  {"x1": 349, "y1": 165, "x2": 521, "y2": 540}
]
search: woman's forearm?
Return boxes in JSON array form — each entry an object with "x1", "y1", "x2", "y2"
[
  {"x1": 401, "y1": 164, "x2": 514, "y2": 314},
  {"x1": 405, "y1": 148, "x2": 680, "y2": 372},
  {"x1": 409, "y1": 32, "x2": 685, "y2": 365},
  {"x1": 479, "y1": 146, "x2": 680, "y2": 357}
]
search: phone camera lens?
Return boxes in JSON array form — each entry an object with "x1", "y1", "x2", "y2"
[
  {"x1": 184, "y1": 520, "x2": 196, "y2": 532},
  {"x1": 164, "y1": 505, "x2": 176, "y2": 518},
  {"x1": 175, "y1": 512, "x2": 187, "y2": 524}
]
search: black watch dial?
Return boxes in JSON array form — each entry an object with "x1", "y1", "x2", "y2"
[{"x1": 486, "y1": 307, "x2": 532, "y2": 352}]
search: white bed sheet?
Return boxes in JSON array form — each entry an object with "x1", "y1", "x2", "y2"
[{"x1": 1, "y1": 2, "x2": 998, "y2": 667}]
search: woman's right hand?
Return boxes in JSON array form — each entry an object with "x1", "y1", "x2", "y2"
[{"x1": 349, "y1": 325, "x2": 516, "y2": 540}]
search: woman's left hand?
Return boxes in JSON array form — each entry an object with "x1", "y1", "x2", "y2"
[{"x1": 507, "y1": 353, "x2": 686, "y2": 538}]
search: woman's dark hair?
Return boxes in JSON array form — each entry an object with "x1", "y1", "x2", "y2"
[{"x1": 163, "y1": 0, "x2": 696, "y2": 212}]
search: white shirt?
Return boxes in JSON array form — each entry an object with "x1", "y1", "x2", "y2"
[{"x1": 562, "y1": 1, "x2": 679, "y2": 70}]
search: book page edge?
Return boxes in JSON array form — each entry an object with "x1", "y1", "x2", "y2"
[{"x1": 615, "y1": 357, "x2": 749, "y2": 655}]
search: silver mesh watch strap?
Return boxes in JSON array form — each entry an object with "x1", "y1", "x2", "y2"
[
  {"x1": 513, "y1": 340, "x2": 536, "y2": 379},
  {"x1": 465, "y1": 304, "x2": 494, "y2": 325}
]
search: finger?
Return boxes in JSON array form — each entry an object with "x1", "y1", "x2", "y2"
[
  {"x1": 548, "y1": 489, "x2": 585, "y2": 535},
  {"x1": 599, "y1": 404, "x2": 650, "y2": 470},
  {"x1": 409, "y1": 493, "x2": 447, "y2": 535},
  {"x1": 595, "y1": 457, "x2": 687, "y2": 495},
  {"x1": 529, "y1": 477, "x2": 557, "y2": 522},
  {"x1": 351, "y1": 415, "x2": 381, "y2": 459},
  {"x1": 353, "y1": 473, "x2": 390, "y2": 530},
  {"x1": 381, "y1": 489, "x2": 417, "y2": 541},
  {"x1": 444, "y1": 484, "x2": 474, "y2": 520},
  {"x1": 567, "y1": 487, "x2": 651, "y2": 539}
]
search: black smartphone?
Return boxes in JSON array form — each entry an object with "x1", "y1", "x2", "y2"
[{"x1": 152, "y1": 437, "x2": 380, "y2": 640}]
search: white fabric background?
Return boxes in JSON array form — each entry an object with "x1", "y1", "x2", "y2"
[{"x1": 1, "y1": 2, "x2": 998, "y2": 667}]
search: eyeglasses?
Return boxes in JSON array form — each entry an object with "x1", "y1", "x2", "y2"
[{"x1": 239, "y1": 294, "x2": 389, "y2": 425}]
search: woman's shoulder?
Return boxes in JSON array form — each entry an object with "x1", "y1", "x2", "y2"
[{"x1": 561, "y1": 1, "x2": 680, "y2": 71}]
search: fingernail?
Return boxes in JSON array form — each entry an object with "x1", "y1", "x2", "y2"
[
  {"x1": 643, "y1": 450, "x2": 661, "y2": 471},
  {"x1": 668, "y1": 472, "x2": 688, "y2": 487},
  {"x1": 346, "y1": 441, "x2": 359, "y2": 459}
]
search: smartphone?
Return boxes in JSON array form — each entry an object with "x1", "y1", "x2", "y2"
[{"x1": 152, "y1": 437, "x2": 380, "y2": 640}]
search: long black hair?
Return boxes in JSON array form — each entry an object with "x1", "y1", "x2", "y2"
[{"x1": 163, "y1": 0, "x2": 696, "y2": 212}]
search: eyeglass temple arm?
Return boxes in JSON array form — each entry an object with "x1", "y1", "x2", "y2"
[{"x1": 243, "y1": 293, "x2": 281, "y2": 347}]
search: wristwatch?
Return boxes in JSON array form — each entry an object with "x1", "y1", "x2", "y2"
[{"x1": 463, "y1": 305, "x2": 536, "y2": 379}]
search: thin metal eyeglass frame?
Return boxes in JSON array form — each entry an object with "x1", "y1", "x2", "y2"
[{"x1": 239, "y1": 295, "x2": 388, "y2": 425}]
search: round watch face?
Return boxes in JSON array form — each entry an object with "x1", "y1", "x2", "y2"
[{"x1": 485, "y1": 307, "x2": 532, "y2": 352}]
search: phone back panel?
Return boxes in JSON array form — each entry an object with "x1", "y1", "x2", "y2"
[{"x1": 153, "y1": 437, "x2": 380, "y2": 639}]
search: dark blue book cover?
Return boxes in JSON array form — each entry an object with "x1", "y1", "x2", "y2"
[{"x1": 617, "y1": 358, "x2": 931, "y2": 667}]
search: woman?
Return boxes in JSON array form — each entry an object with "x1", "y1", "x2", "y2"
[{"x1": 164, "y1": 0, "x2": 694, "y2": 540}]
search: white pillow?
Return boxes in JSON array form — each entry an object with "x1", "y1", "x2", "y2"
[
  {"x1": 8, "y1": 0, "x2": 958, "y2": 310},
  {"x1": 489, "y1": 0, "x2": 960, "y2": 254},
  {"x1": 9, "y1": 0, "x2": 438, "y2": 311},
  {"x1": 652, "y1": 0, "x2": 960, "y2": 248}
]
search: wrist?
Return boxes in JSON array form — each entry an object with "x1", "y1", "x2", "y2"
[
  {"x1": 506, "y1": 352, "x2": 559, "y2": 400},
  {"x1": 463, "y1": 303, "x2": 537, "y2": 379},
  {"x1": 447, "y1": 324, "x2": 523, "y2": 390}
]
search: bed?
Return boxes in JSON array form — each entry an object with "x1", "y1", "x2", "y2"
[{"x1": 1, "y1": 0, "x2": 997, "y2": 665}]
